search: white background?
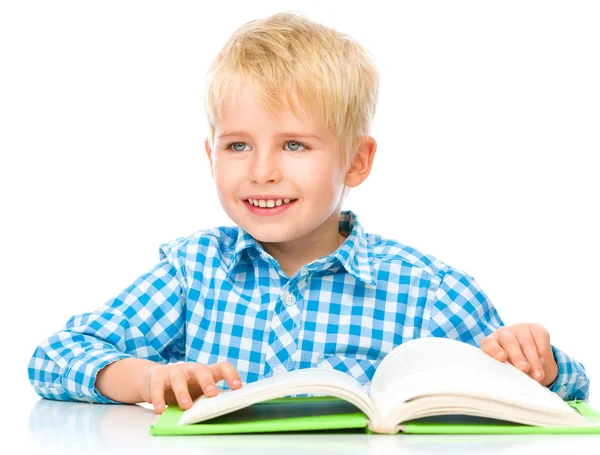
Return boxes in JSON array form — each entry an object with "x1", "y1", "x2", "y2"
[{"x1": 1, "y1": 0, "x2": 598, "y2": 429}]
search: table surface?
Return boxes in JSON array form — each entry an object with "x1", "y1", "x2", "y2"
[{"x1": 14, "y1": 396, "x2": 600, "y2": 455}]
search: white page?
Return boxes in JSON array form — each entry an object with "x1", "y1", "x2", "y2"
[
  {"x1": 369, "y1": 337, "x2": 571, "y2": 422},
  {"x1": 179, "y1": 367, "x2": 375, "y2": 425}
]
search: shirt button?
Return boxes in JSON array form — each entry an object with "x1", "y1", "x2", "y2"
[
  {"x1": 284, "y1": 292, "x2": 296, "y2": 306},
  {"x1": 273, "y1": 365, "x2": 286, "y2": 376}
]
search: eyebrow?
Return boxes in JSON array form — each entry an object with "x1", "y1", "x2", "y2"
[{"x1": 217, "y1": 131, "x2": 322, "y2": 140}]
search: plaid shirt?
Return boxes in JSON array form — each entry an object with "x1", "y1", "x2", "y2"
[{"x1": 28, "y1": 210, "x2": 589, "y2": 403}]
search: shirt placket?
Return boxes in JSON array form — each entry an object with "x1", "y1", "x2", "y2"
[
  {"x1": 262, "y1": 253, "x2": 334, "y2": 378},
  {"x1": 265, "y1": 280, "x2": 303, "y2": 377}
]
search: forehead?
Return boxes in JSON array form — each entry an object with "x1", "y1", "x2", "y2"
[{"x1": 217, "y1": 83, "x2": 326, "y2": 137}]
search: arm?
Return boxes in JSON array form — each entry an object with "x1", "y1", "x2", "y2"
[
  {"x1": 545, "y1": 345, "x2": 589, "y2": 401},
  {"x1": 426, "y1": 267, "x2": 504, "y2": 346},
  {"x1": 95, "y1": 357, "x2": 160, "y2": 403},
  {"x1": 28, "y1": 257, "x2": 186, "y2": 404},
  {"x1": 426, "y1": 267, "x2": 590, "y2": 401}
]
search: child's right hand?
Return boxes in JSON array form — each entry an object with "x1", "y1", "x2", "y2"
[{"x1": 139, "y1": 361, "x2": 243, "y2": 414}]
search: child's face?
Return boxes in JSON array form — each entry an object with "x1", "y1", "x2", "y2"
[{"x1": 205, "y1": 83, "x2": 349, "y2": 245}]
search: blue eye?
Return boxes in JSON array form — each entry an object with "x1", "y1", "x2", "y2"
[
  {"x1": 284, "y1": 141, "x2": 306, "y2": 152},
  {"x1": 225, "y1": 141, "x2": 308, "y2": 153},
  {"x1": 229, "y1": 142, "x2": 250, "y2": 152}
]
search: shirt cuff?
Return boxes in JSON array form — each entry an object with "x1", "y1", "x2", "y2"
[
  {"x1": 63, "y1": 350, "x2": 135, "y2": 404},
  {"x1": 546, "y1": 345, "x2": 590, "y2": 401}
]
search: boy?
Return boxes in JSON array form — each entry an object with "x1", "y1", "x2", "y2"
[{"x1": 28, "y1": 12, "x2": 589, "y2": 414}]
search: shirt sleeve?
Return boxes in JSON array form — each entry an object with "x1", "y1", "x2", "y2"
[
  {"x1": 545, "y1": 345, "x2": 590, "y2": 401},
  {"x1": 427, "y1": 267, "x2": 505, "y2": 347},
  {"x1": 426, "y1": 267, "x2": 590, "y2": 401},
  {"x1": 27, "y1": 257, "x2": 186, "y2": 404}
]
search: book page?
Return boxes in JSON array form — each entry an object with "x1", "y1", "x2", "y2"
[
  {"x1": 179, "y1": 367, "x2": 376, "y2": 425},
  {"x1": 369, "y1": 337, "x2": 572, "y2": 423}
]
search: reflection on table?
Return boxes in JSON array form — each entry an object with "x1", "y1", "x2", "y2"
[{"x1": 28, "y1": 398, "x2": 600, "y2": 455}]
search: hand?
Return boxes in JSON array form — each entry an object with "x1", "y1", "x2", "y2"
[
  {"x1": 139, "y1": 361, "x2": 243, "y2": 414},
  {"x1": 480, "y1": 323, "x2": 558, "y2": 387}
]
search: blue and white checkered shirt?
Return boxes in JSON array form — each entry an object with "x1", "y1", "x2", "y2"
[{"x1": 28, "y1": 210, "x2": 589, "y2": 403}]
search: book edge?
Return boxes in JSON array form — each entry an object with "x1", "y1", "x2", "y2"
[
  {"x1": 150, "y1": 400, "x2": 371, "y2": 436},
  {"x1": 398, "y1": 400, "x2": 600, "y2": 434}
]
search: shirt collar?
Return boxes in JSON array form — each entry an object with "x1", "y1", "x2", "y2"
[{"x1": 224, "y1": 209, "x2": 377, "y2": 286}]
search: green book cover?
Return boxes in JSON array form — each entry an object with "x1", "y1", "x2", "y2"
[
  {"x1": 150, "y1": 396, "x2": 367, "y2": 436},
  {"x1": 393, "y1": 401, "x2": 600, "y2": 434},
  {"x1": 150, "y1": 397, "x2": 600, "y2": 436}
]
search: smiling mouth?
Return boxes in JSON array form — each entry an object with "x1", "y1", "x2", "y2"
[
  {"x1": 243, "y1": 198, "x2": 298, "y2": 207},
  {"x1": 242, "y1": 198, "x2": 298, "y2": 214}
]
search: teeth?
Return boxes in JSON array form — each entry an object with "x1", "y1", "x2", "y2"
[{"x1": 247, "y1": 198, "x2": 294, "y2": 207}]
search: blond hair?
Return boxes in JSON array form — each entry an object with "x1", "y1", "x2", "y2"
[{"x1": 203, "y1": 11, "x2": 380, "y2": 172}]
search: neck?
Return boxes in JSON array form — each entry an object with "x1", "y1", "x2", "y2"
[{"x1": 258, "y1": 212, "x2": 347, "y2": 279}]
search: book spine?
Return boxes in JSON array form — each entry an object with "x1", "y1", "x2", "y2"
[{"x1": 367, "y1": 421, "x2": 398, "y2": 434}]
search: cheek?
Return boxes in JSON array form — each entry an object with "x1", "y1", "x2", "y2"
[
  {"x1": 213, "y1": 157, "x2": 241, "y2": 186},
  {"x1": 292, "y1": 156, "x2": 343, "y2": 188}
]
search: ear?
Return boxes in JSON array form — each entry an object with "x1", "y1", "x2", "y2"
[
  {"x1": 205, "y1": 137, "x2": 214, "y2": 178},
  {"x1": 344, "y1": 136, "x2": 377, "y2": 188}
]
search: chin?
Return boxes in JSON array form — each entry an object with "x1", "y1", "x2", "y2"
[{"x1": 246, "y1": 228, "x2": 295, "y2": 244}]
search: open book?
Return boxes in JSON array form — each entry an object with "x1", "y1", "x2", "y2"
[{"x1": 163, "y1": 337, "x2": 598, "y2": 435}]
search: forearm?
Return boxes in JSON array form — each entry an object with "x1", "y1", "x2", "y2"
[
  {"x1": 547, "y1": 345, "x2": 590, "y2": 401},
  {"x1": 95, "y1": 357, "x2": 160, "y2": 403},
  {"x1": 28, "y1": 339, "x2": 137, "y2": 403}
]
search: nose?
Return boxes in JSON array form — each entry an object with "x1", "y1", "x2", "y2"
[{"x1": 248, "y1": 148, "x2": 282, "y2": 184}]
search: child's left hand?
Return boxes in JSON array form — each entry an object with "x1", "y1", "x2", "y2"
[{"x1": 480, "y1": 323, "x2": 558, "y2": 387}]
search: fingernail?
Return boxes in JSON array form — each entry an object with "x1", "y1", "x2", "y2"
[
  {"x1": 540, "y1": 356, "x2": 545, "y2": 364},
  {"x1": 206, "y1": 385, "x2": 216, "y2": 393},
  {"x1": 533, "y1": 369, "x2": 542, "y2": 379},
  {"x1": 181, "y1": 398, "x2": 191, "y2": 405},
  {"x1": 232, "y1": 379, "x2": 241, "y2": 386},
  {"x1": 496, "y1": 354, "x2": 504, "y2": 361}
]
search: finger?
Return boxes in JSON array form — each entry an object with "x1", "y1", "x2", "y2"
[
  {"x1": 168, "y1": 368, "x2": 194, "y2": 410},
  {"x1": 212, "y1": 361, "x2": 243, "y2": 390},
  {"x1": 530, "y1": 324, "x2": 552, "y2": 366},
  {"x1": 149, "y1": 371, "x2": 167, "y2": 414},
  {"x1": 497, "y1": 330, "x2": 530, "y2": 373},
  {"x1": 515, "y1": 329, "x2": 545, "y2": 382},
  {"x1": 480, "y1": 335, "x2": 508, "y2": 362},
  {"x1": 189, "y1": 364, "x2": 221, "y2": 397}
]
